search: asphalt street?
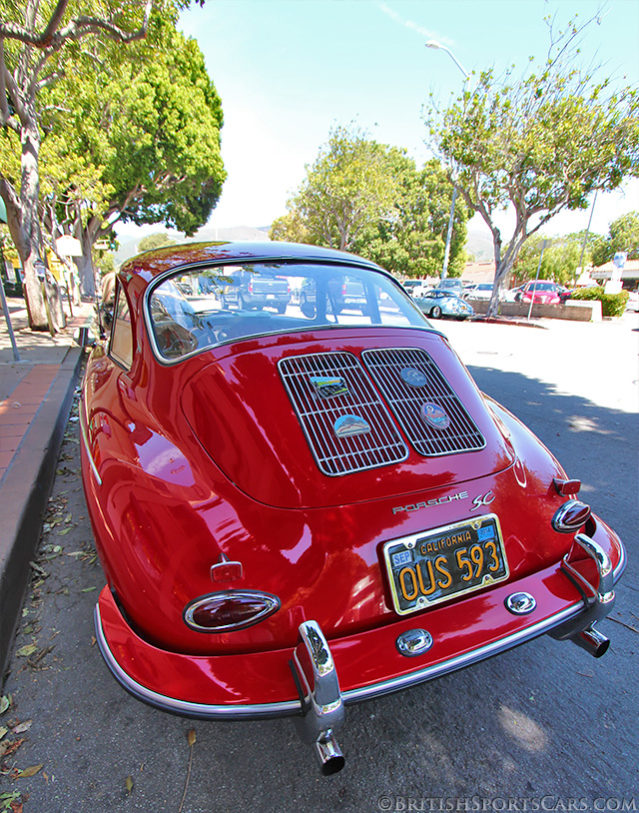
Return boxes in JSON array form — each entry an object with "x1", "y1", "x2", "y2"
[{"x1": 1, "y1": 313, "x2": 637, "y2": 813}]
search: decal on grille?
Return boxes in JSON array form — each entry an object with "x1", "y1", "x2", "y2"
[
  {"x1": 361, "y1": 348, "x2": 485, "y2": 456},
  {"x1": 278, "y1": 352, "x2": 409, "y2": 476}
]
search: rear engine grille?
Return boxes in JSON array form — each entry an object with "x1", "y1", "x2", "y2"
[
  {"x1": 362, "y1": 347, "x2": 485, "y2": 456},
  {"x1": 278, "y1": 352, "x2": 409, "y2": 476}
]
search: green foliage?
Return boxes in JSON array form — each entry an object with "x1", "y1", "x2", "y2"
[
  {"x1": 272, "y1": 125, "x2": 402, "y2": 251},
  {"x1": 94, "y1": 251, "x2": 115, "y2": 277},
  {"x1": 0, "y1": 791, "x2": 22, "y2": 812},
  {"x1": 590, "y1": 236, "x2": 611, "y2": 268},
  {"x1": 608, "y1": 211, "x2": 639, "y2": 258},
  {"x1": 138, "y1": 233, "x2": 176, "y2": 252},
  {"x1": 40, "y1": 20, "x2": 225, "y2": 237},
  {"x1": 0, "y1": 0, "x2": 195, "y2": 315},
  {"x1": 591, "y1": 211, "x2": 639, "y2": 266},
  {"x1": 270, "y1": 128, "x2": 468, "y2": 275},
  {"x1": 570, "y1": 285, "x2": 629, "y2": 317},
  {"x1": 425, "y1": 11, "x2": 639, "y2": 315},
  {"x1": 355, "y1": 158, "x2": 468, "y2": 277},
  {"x1": 270, "y1": 211, "x2": 311, "y2": 244},
  {"x1": 513, "y1": 235, "x2": 583, "y2": 285}
]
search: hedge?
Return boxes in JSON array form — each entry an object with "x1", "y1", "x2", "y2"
[{"x1": 569, "y1": 286, "x2": 629, "y2": 317}]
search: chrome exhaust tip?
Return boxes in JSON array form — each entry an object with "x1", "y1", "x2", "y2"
[
  {"x1": 315, "y1": 730, "x2": 345, "y2": 776},
  {"x1": 570, "y1": 626, "x2": 610, "y2": 658}
]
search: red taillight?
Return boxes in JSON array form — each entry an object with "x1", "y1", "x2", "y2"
[
  {"x1": 551, "y1": 500, "x2": 591, "y2": 533},
  {"x1": 183, "y1": 590, "x2": 279, "y2": 632}
]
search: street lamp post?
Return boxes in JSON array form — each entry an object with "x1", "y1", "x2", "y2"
[{"x1": 426, "y1": 40, "x2": 468, "y2": 280}]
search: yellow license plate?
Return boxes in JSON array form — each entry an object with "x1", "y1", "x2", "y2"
[{"x1": 383, "y1": 514, "x2": 509, "y2": 615}]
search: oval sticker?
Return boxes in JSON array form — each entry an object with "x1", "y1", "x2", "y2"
[
  {"x1": 420, "y1": 402, "x2": 450, "y2": 430},
  {"x1": 400, "y1": 367, "x2": 428, "y2": 388}
]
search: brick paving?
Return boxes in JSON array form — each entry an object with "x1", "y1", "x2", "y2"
[{"x1": 0, "y1": 294, "x2": 93, "y2": 677}]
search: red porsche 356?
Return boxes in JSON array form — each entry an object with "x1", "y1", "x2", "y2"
[{"x1": 81, "y1": 242, "x2": 625, "y2": 774}]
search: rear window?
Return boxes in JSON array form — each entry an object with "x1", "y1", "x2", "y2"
[
  {"x1": 529, "y1": 282, "x2": 555, "y2": 291},
  {"x1": 147, "y1": 262, "x2": 427, "y2": 361}
]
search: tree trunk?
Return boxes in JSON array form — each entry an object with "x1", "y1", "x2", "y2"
[
  {"x1": 486, "y1": 230, "x2": 503, "y2": 319},
  {"x1": 18, "y1": 112, "x2": 54, "y2": 329},
  {"x1": 0, "y1": 191, "x2": 52, "y2": 331},
  {"x1": 74, "y1": 229, "x2": 96, "y2": 299},
  {"x1": 73, "y1": 216, "x2": 102, "y2": 299},
  {"x1": 73, "y1": 249, "x2": 96, "y2": 299}
]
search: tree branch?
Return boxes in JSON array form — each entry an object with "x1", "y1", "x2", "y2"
[
  {"x1": 0, "y1": 0, "x2": 153, "y2": 50},
  {"x1": 2, "y1": 61, "x2": 29, "y2": 125},
  {"x1": 37, "y1": 69, "x2": 65, "y2": 91},
  {"x1": 0, "y1": 38, "x2": 16, "y2": 128}
]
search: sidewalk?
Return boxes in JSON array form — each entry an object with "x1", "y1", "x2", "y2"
[{"x1": 0, "y1": 296, "x2": 93, "y2": 678}]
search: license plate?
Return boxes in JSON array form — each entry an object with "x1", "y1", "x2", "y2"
[{"x1": 383, "y1": 514, "x2": 509, "y2": 615}]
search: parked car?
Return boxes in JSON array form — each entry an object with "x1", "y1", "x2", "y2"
[
  {"x1": 502, "y1": 285, "x2": 525, "y2": 302},
  {"x1": 402, "y1": 279, "x2": 424, "y2": 296},
  {"x1": 82, "y1": 241, "x2": 625, "y2": 775},
  {"x1": 465, "y1": 282, "x2": 494, "y2": 301},
  {"x1": 299, "y1": 274, "x2": 367, "y2": 314},
  {"x1": 220, "y1": 266, "x2": 291, "y2": 313},
  {"x1": 558, "y1": 288, "x2": 576, "y2": 304},
  {"x1": 519, "y1": 281, "x2": 563, "y2": 305},
  {"x1": 2, "y1": 276, "x2": 23, "y2": 297},
  {"x1": 434, "y1": 278, "x2": 464, "y2": 294},
  {"x1": 414, "y1": 288, "x2": 475, "y2": 319}
]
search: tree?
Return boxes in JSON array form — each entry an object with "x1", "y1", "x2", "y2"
[
  {"x1": 591, "y1": 211, "x2": 639, "y2": 266},
  {"x1": 271, "y1": 126, "x2": 402, "y2": 252},
  {"x1": 354, "y1": 157, "x2": 468, "y2": 278},
  {"x1": 0, "y1": 0, "x2": 166, "y2": 329},
  {"x1": 137, "y1": 233, "x2": 176, "y2": 253},
  {"x1": 40, "y1": 21, "x2": 224, "y2": 294},
  {"x1": 270, "y1": 128, "x2": 468, "y2": 276},
  {"x1": 270, "y1": 210, "x2": 311, "y2": 245},
  {"x1": 513, "y1": 234, "x2": 583, "y2": 286},
  {"x1": 425, "y1": 13, "x2": 639, "y2": 317}
]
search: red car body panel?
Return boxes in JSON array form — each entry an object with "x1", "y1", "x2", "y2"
[
  {"x1": 95, "y1": 507, "x2": 622, "y2": 712},
  {"x1": 81, "y1": 242, "x2": 625, "y2": 753}
]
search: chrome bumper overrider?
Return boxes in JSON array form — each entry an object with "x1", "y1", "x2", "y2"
[
  {"x1": 290, "y1": 621, "x2": 345, "y2": 774},
  {"x1": 549, "y1": 533, "x2": 619, "y2": 656}
]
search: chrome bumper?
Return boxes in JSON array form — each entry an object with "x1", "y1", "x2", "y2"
[{"x1": 94, "y1": 536, "x2": 625, "y2": 724}]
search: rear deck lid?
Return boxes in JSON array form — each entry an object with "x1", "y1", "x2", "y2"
[{"x1": 181, "y1": 331, "x2": 515, "y2": 508}]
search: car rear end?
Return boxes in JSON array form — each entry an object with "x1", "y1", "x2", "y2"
[{"x1": 84, "y1": 244, "x2": 625, "y2": 774}]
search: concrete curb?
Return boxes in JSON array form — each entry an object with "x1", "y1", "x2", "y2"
[{"x1": 0, "y1": 346, "x2": 84, "y2": 679}]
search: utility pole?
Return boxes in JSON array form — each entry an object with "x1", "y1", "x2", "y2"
[{"x1": 426, "y1": 40, "x2": 469, "y2": 280}]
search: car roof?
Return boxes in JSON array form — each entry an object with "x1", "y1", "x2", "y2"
[{"x1": 119, "y1": 241, "x2": 383, "y2": 285}]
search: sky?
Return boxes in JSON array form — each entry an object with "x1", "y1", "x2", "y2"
[{"x1": 118, "y1": 0, "x2": 639, "y2": 245}]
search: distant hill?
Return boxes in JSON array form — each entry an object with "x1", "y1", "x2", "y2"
[
  {"x1": 113, "y1": 221, "x2": 495, "y2": 267},
  {"x1": 465, "y1": 224, "x2": 494, "y2": 263}
]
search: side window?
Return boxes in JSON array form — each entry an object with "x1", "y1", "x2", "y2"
[{"x1": 109, "y1": 286, "x2": 133, "y2": 369}]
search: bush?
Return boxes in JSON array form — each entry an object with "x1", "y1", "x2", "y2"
[{"x1": 570, "y1": 286, "x2": 629, "y2": 317}]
